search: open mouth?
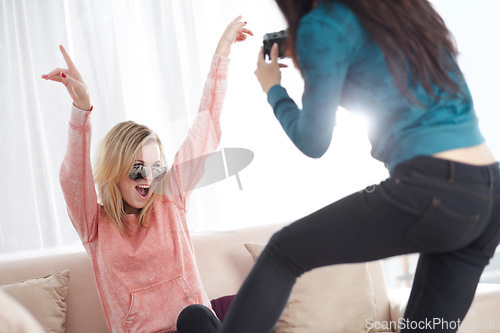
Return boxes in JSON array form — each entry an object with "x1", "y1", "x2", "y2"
[{"x1": 135, "y1": 185, "x2": 150, "y2": 199}]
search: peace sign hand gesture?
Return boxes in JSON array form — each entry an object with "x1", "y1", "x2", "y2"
[{"x1": 42, "y1": 45, "x2": 92, "y2": 111}]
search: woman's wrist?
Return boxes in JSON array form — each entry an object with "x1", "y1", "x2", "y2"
[
  {"x1": 215, "y1": 46, "x2": 230, "y2": 58},
  {"x1": 264, "y1": 82, "x2": 281, "y2": 95},
  {"x1": 73, "y1": 102, "x2": 93, "y2": 111}
]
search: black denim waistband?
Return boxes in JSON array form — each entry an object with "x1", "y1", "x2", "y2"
[{"x1": 393, "y1": 155, "x2": 500, "y2": 186}]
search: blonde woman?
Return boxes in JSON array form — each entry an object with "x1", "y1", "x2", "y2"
[{"x1": 42, "y1": 17, "x2": 252, "y2": 333}]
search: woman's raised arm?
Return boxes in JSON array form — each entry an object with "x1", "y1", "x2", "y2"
[
  {"x1": 166, "y1": 17, "x2": 253, "y2": 207},
  {"x1": 43, "y1": 46, "x2": 98, "y2": 243}
]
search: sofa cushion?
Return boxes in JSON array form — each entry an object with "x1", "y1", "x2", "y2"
[
  {"x1": 210, "y1": 294, "x2": 236, "y2": 322},
  {"x1": 0, "y1": 289, "x2": 46, "y2": 333},
  {"x1": 389, "y1": 284, "x2": 500, "y2": 332},
  {"x1": 0, "y1": 250, "x2": 109, "y2": 333},
  {"x1": 245, "y1": 242, "x2": 377, "y2": 333},
  {"x1": 0, "y1": 269, "x2": 70, "y2": 333}
]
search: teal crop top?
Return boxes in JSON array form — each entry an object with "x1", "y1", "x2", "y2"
[{"x1": 267, "y1": 1, "x2": 484, "y2": 173}]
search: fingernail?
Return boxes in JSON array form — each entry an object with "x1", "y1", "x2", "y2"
[
  {"x1": 244, "y1": 22, "x2": 247, "y2": 24},
  {"x1": 61, "y1": 73, "x2": 66, "y2": 78}
]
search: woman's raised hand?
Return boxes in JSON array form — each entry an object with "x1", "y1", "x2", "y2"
[
  {"x1": 215, "y1": 16, "x2": 254, "y2": 58},
  {"x1": 42, "y1": 45, "x2": 92, "y2": 111}
]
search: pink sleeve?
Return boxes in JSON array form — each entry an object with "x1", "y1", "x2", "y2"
[
  {"x1": 59, "y1": 105, "x2": 99, "y2": 243},
  {"x1": 165, "y1": 54, "x2": 229, "y2": 209}
]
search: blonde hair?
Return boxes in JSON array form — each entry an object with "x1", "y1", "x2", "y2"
[{"x1": 94, "y1": 121, "x2": 167, "y2": 235}]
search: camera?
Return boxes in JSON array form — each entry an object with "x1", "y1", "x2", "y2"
[{"x1": 263, "y1": 30, "x2": 288, "y2": 60}]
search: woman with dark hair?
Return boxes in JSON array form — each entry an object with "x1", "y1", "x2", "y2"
[{"x1": 220, "y1": 1, "x2": 500, "y2": 332}]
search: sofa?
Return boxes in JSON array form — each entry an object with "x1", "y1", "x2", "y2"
[{"x1": 1, "y1": 222, "x2": 499, "y2": 333}]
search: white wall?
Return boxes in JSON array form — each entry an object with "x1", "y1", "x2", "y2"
[{"x1": 187, "y1": 0, "x2": 500, "y2": 231}]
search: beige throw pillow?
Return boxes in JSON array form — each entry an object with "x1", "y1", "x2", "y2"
[
  {"x1": 0, "y1": 269, "x2": 70, "y2": 333},
  {"x1": 244, "y1": 242, "x2": 376, "y2": 333},
  {"x1": 0, "y1": 289, "x2": 46, "y2": 333}
]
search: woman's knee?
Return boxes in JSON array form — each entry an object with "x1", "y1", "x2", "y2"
[
  {"x1": 178, "y1": 304, "x2": 211, "y2": 321},
  {"x1": 266, "y1": 222, "x2": 339, "y2": 275},
  {"x1": 266, "y1": 227, "x2": 293, "y2": 260},
  {"x1": 263, "y1": 227, "x2": 307, "y2": 277},
  {"x1": 177, "y1": 304, "x2": 220, "y2": 332}
]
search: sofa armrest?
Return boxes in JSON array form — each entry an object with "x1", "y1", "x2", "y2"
[{"x1": 388, "y1": 284, "x2": 500, "y2": 332}]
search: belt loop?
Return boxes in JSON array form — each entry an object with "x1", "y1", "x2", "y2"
[
  {"x1": 448, "y1": 161, "x2": 455, "y2": 183},
  {"x1": 486, "y1": 165, "x2": 493, "y2": 192}
]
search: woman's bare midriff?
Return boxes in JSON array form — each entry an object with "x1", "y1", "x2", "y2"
[{"x1": 432, "y1": 142, "x2": 496, "y2": 165}]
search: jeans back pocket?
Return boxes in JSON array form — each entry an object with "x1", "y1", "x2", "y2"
[{"x1": 406, "y1": 197, "x2": 480, "y2": 252}]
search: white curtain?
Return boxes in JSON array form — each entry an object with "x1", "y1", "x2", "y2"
[
  {"x1": 1, "y1": 0, "x2": 499, "y2": 259},
  {"x1": 0, "y1": 0, "x2": 224, "y2": 256}
]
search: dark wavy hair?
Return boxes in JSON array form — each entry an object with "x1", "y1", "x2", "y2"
[{"x1": 276, "y1": 0, "x2": 461, "y2": 102}]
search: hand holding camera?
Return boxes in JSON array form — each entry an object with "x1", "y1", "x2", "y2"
[{"x1": 255, "y1": 30, "x2": 289, "y2": 94}]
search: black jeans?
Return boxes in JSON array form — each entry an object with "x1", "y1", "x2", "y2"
[
  {"x1": 177, "y1": 304, "x2": 221, "y2": 333},
  {"x1": 220, "y1": 156, "x2": 500, "y2": 333}
]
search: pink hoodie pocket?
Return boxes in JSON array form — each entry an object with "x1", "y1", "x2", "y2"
[{"x1": 125, "y1": 276, "x2": 196, "y2": 333}]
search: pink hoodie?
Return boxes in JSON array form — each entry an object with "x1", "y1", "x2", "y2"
[{"x1": 60, "y1": 54, "x2": 229, "y2": 333}]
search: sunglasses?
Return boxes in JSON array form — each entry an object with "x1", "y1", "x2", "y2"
[{"x1": 129, "y1": 164, "x2": 167, "y2": 182}]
